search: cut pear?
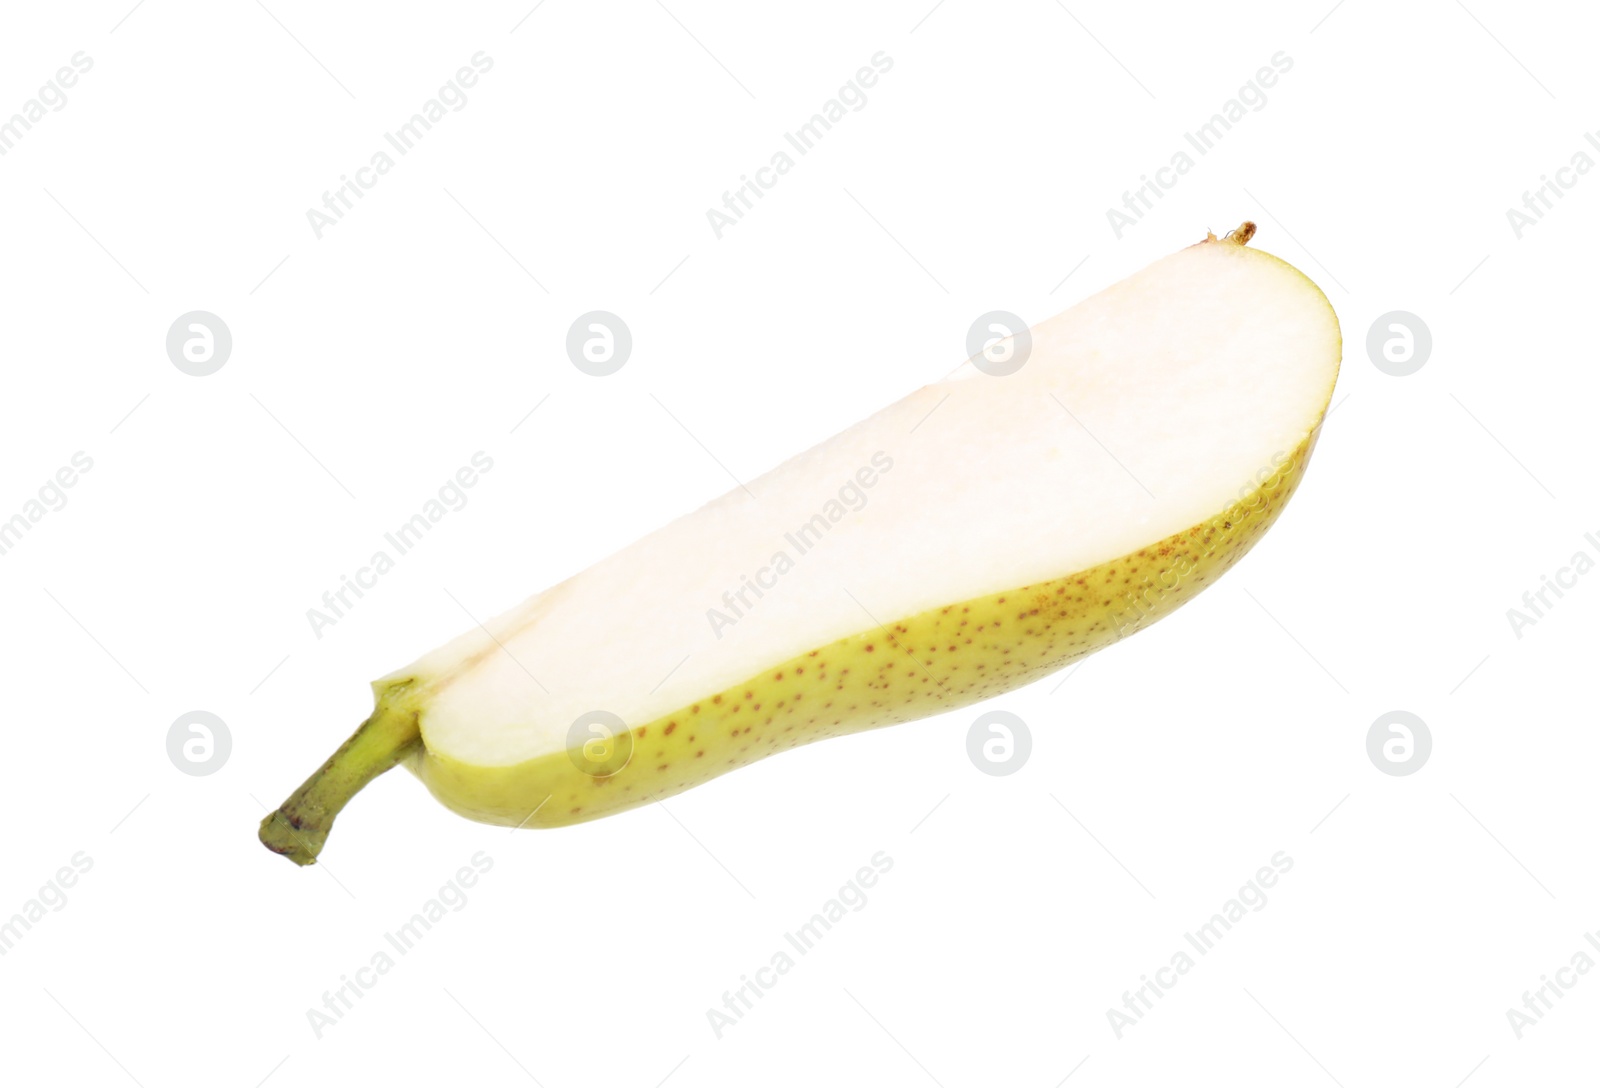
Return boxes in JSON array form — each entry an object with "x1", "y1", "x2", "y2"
[{"x1": 261, "y1": 224, "x2": 1341, "y2": 866}]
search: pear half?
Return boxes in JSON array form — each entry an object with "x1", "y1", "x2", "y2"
[{"x1": 261, "y1": 224, "x2": 1341, "y2": 865}]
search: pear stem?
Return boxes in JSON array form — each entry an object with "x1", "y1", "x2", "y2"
[
  {"x1": 259, "y1": 692, "x2": 421, "y2": 866},
  {"x1": 1202, "y1": 221, "x2": 1257, "y2": 246}
]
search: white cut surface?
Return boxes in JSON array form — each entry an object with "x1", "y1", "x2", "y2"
[{"x1": 401, "y1": 241, "x2": 1341, "y2": 766}]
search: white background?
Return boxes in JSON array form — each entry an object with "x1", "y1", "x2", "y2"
[{"x1": 1, "y1": 1, "x2": 1596, "y2": 1084}]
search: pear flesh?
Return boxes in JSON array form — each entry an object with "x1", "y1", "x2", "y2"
[{"x1": 261, "y1": 225, "x2": 1341, "y2": 865}]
